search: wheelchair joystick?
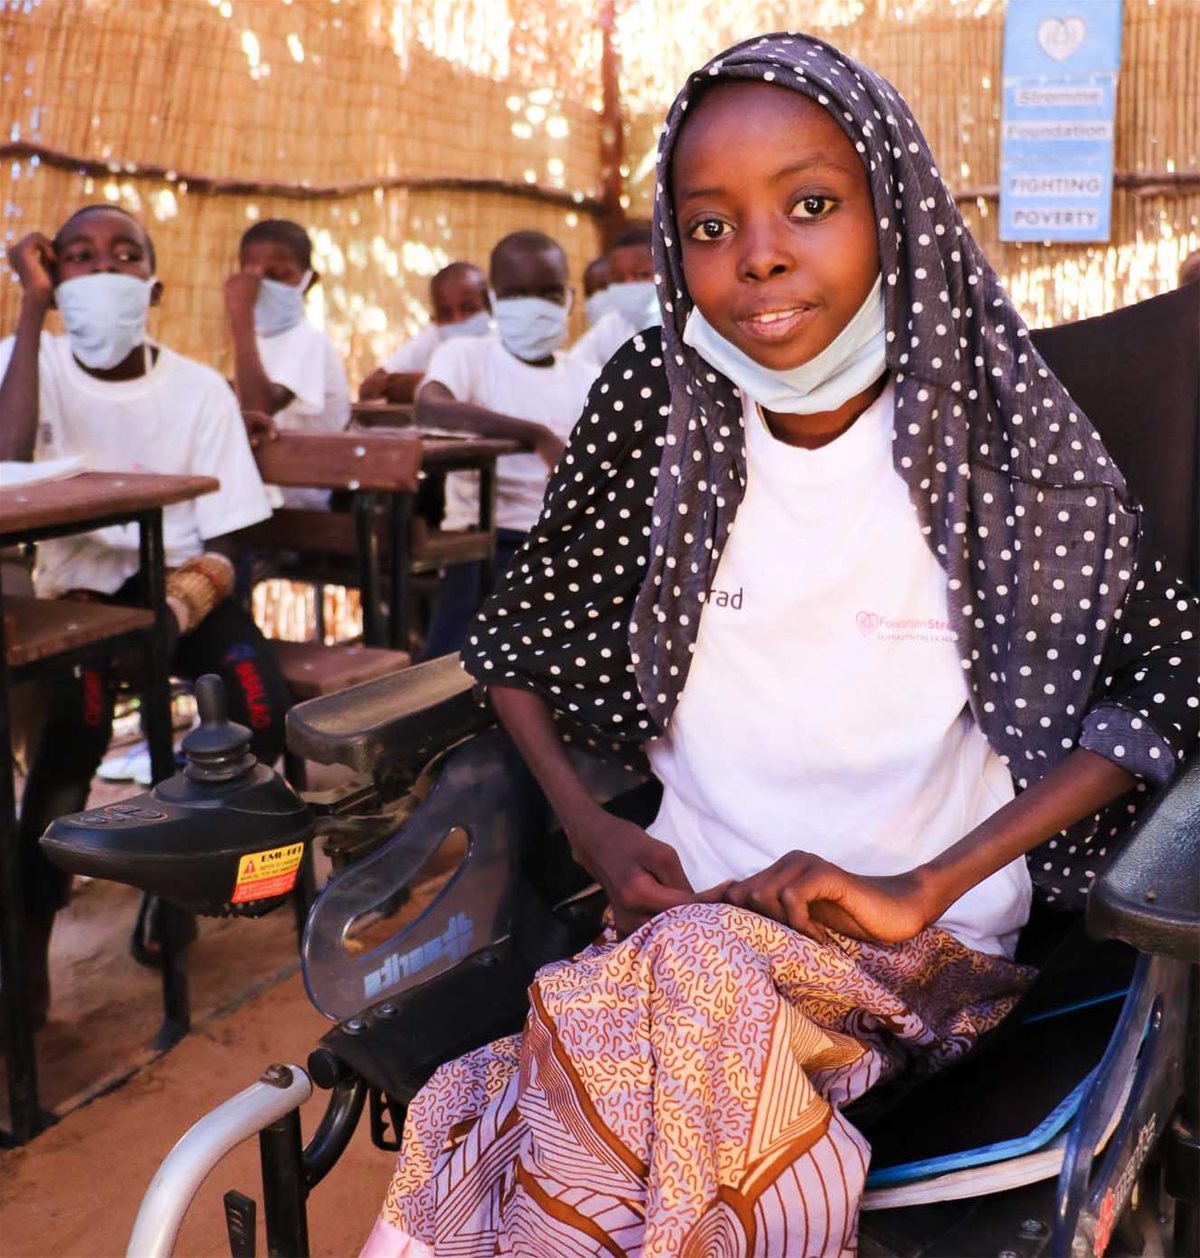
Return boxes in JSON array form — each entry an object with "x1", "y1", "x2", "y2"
[
  {"x1": 40, "y1": 674, "x2": 315, "y2": 917},
  {"x1": 183, "y1": 674, "x2": 256, "y2": 783}
]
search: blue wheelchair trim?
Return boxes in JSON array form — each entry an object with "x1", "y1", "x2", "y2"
[
  {"x1": 864, "y1": 983, "x2": 1131, "y2": 1189},
  {"x1": 865, "y1": 1071, "x2": 1095, "y2": 1188},
  {"x1": 1021, "y1": 987, "x2": 1129, "y2": 1025}
]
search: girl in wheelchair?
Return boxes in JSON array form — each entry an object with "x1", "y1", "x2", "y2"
[{"x1": 362, "y1": 33, "x2": 1198, "y2": 1257}]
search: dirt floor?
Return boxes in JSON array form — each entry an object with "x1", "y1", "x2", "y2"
[
  {"x1": 0, "y1": 763, "x2": 393, "y2": 1255},
  {"x1": 0, "y1": 969, "x2": 392, "y2": 1256}
]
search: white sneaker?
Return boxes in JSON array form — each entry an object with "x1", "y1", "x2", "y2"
[{"x1": 97, "y1": 744, "x2": 154, "y2": 786}]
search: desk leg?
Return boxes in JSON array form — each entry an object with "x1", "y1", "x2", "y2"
[
  {"x1": 355, "y1": 493, "x2": 383, "y2": 647},
  {"x1": 478, "y1": 458, "x2": 498, "y2": 600},
  {"x1": 0, "y1": 566, "x2": 44, "y2": 1144},
  {"x1": 138, "y1": 513, "x2": 190, "y2": 1049},
  {"x1": 389, "y1": 492, "x2": 412, "y2": 652}
]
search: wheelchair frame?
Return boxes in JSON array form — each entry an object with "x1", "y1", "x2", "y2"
[{"x1": 119, "y1": 657, "x2": 1198, "y2": 1258}]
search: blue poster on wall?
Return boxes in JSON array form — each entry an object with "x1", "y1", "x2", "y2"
[{"x1": 1000, "y1": 0, "x2": 1124, "y2": 242}]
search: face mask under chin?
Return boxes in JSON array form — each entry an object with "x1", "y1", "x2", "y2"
[
  {"x1": 56, "y1": 272, "x2": 156, "y2": 371},
  {"x1": 682, "y1": 275, "x2": 887, "y2": 416}
]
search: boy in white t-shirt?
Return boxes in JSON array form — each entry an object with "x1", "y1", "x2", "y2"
[
  {"x1": 359, "y1": 262, "x2": 491, "y2": 405},
  {"x1": 570, "y1": 221, "x2": 660, "y2": 372},
  {"x1": 0, "y1": 206, "x2": 292, "y2": 1020},
  {"x1": 415, "y1": 230, "x2": 598, "y2": 657},
  {"x1": 225, "y1": 218, "x2": 351, "y2": 509}
]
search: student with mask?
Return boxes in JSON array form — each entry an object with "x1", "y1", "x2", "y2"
[
  {"x1": 0, "y1": 205, "x2": 290, "y2": 1022},
  {"x1": 413, "y1": 230, "x2": 598, "y2": 658},
  {"x1": 570, "y1": 220, "x2": 659, "y2": 371},
  {"x1": 225, "y1": 218, "x2": 350, "y2": 508},
  {"x1": 360, "y1": 262, "x2": 492, "y2": 405},
  {"x1": 582, "y1": 255, "x2": 612, "y2": 327}
]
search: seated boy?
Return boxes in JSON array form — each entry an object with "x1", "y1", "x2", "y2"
[
  {"x1": 225, "y1": 218, "x2": 351, "y2": 508},
  {"x1": 0, "y1": 206, "x2": 292, "y2": 1021},
  {"x1": 582, "y1": 255, "x2": 612, "y2": 326},
  {"x1": 360, "y1": 261, "x2": 491, "y2": 405},
  {"x1": 415, "y1": 230, "x2": 598, "y2": 658},
  {"x1": 570, "y1": 221, "x2": 659, "y2": 372}
]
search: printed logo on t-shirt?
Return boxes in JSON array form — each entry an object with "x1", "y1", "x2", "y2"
[
  {"x1": 708, "y1": 586, "x2": 744, "y2": 610},
  {"x1": 856, "y1": 610, "x2": 956, "y2": 643}
]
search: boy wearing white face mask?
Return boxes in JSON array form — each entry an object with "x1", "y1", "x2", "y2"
[
  {"x1": 0, "y1": 206, "x2": 289, "y2": 1021},
  {"x1": 570, "y1": 221, "x2": 660, "y2": 373},
  {"x1": 360, "y1": 261, "x2": 491, "y2": 405},
  {"x1": 225, "y1": 219, "x2": 350, "y2": 508},
  {"x1": 582, "y1": 256, "x2": 612, "y2": 328},
  {"x1": 414, "y1": 230, "x2": 599, "y2": 658}
]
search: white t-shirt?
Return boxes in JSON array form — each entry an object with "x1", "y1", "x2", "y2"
[
  {"x1": 0, "y1": 332, "x2": 272, "y2": 597},
  {"x1": 382, "y1": 324, "x2": 441, "y2": 375},
  {"x1": 645, "y1": 384, "x2": 1030, "y2": 958},
  {"x1": 257, "y1": 319, "x2": 351, "y2": 509},
  {"x1": 569, "y1": 310, "x2": 638, "y2": 374},
  {"x1": 421, "y1": 336, "x2": 598, "y2": 533}
]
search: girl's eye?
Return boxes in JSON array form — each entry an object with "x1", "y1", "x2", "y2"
[
  {"x1": 688, "y1": 218, "x2": 731, "y2": 242},
  {"x1": 791, "y1": 195, "x2": 834, "y2": 220}
]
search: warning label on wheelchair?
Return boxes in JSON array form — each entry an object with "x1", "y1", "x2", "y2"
[{"x1": 231, "y1": 842, "x2": 305, "y2": 904}]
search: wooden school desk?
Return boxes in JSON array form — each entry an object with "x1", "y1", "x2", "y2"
[{"x1": 0, "y1": 470, "x2": 217, "y2": 1145}]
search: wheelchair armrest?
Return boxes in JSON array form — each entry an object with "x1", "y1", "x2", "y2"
[
  {"x1": 285, "y1": 653, "x2": 487, "y2": 774},
  {"x1": 1087, "y1": 753, "x2": 1200, "y2": 963}
]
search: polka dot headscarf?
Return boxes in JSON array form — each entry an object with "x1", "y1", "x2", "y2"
[
  {"x1": 638, "y1": 32, "x2": 1153, "y2": 767},
  {"x1": 466, "y1": 32, "x2": 1198, "y2": 906}
]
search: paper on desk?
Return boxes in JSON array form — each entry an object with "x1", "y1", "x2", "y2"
[{"x1": 0, "y1": 456, "x2": 87, "y2": 489}]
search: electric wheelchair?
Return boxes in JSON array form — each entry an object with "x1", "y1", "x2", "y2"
[{"x1": 41, "y1": 283, "x2": 1199, "y2": 1256}]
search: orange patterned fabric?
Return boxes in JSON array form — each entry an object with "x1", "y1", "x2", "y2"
[{"x1": 362, "y1": 904, "x2": 1029, "y2": 1257}]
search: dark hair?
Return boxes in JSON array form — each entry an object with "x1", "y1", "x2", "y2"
[
  {"x1": 490, "y1": 230, "x2": 566, "y2": 269},
  {"x1": 55, "y1": 204, "x2": 157, "y2": 271},
  {"x1": 240, "y1": 218, "x2": 313, "y2": 269},
  {"x1": 611, "y1": 220, "x2": 653, "y2": 251},
  {"x1": 431, "y1": 260, "x2": 485, "y2": 292}
]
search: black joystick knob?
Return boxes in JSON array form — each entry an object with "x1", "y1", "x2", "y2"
[{"x1": 182, "y1": 674, "x2": 256, "y2": 783}]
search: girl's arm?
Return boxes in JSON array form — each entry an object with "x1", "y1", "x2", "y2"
[
  {"x1": 724, "y1": 748, "x2": 1135, "y2": 943},
  {"x1": 490, "y1": 684, "x2": 694, "y2": 935},
  {"x1": 728, "y1": 535, "x2": 1199, "y2": 944}
]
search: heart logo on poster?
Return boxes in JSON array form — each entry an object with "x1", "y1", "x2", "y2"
[{"x1": 1036, "y1": 16, "x2": 1087, "y2": 62}]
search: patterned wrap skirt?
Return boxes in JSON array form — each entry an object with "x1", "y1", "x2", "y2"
[{"x1": 361, "y1": 903, "x2": 1030, "y2": 1257}]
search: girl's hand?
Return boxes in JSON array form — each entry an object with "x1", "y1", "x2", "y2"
[
  {"x1": 722, "y1": 851, "x2": 939, "y2": 945},
  {"x1": 569, "y1": 813, "x2": 694, "y2": 936},
  {"x1": 7, "y1": 233, "x2": 56, "y2": 307}
]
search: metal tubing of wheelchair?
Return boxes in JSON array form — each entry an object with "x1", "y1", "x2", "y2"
[
  {"x1": 1054, "y1": 953, "x2": 1187, "y2": 1255},
  {"x1": 302, "y1": 1076, "x2": 367, "y2": 1191},
  {"x1": 126, "y1": 1064, "x2": 312, "y2": 1258},
  {"x1": 259, "y1": 1107, "x2": 310, "y2": 1258}
]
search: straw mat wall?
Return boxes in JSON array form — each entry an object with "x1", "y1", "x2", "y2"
[{"x1": 2, "y1": 0, "x2": 1197, "y2": 387}]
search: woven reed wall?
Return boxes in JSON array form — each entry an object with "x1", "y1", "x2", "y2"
[{"x1": 2, "y1": 0, "x2": 1197, "y2": 382}]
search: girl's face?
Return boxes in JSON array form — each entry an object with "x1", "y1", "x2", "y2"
[{"x1": 673, "y1": 81, "x2": 879, "y2": 371}]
